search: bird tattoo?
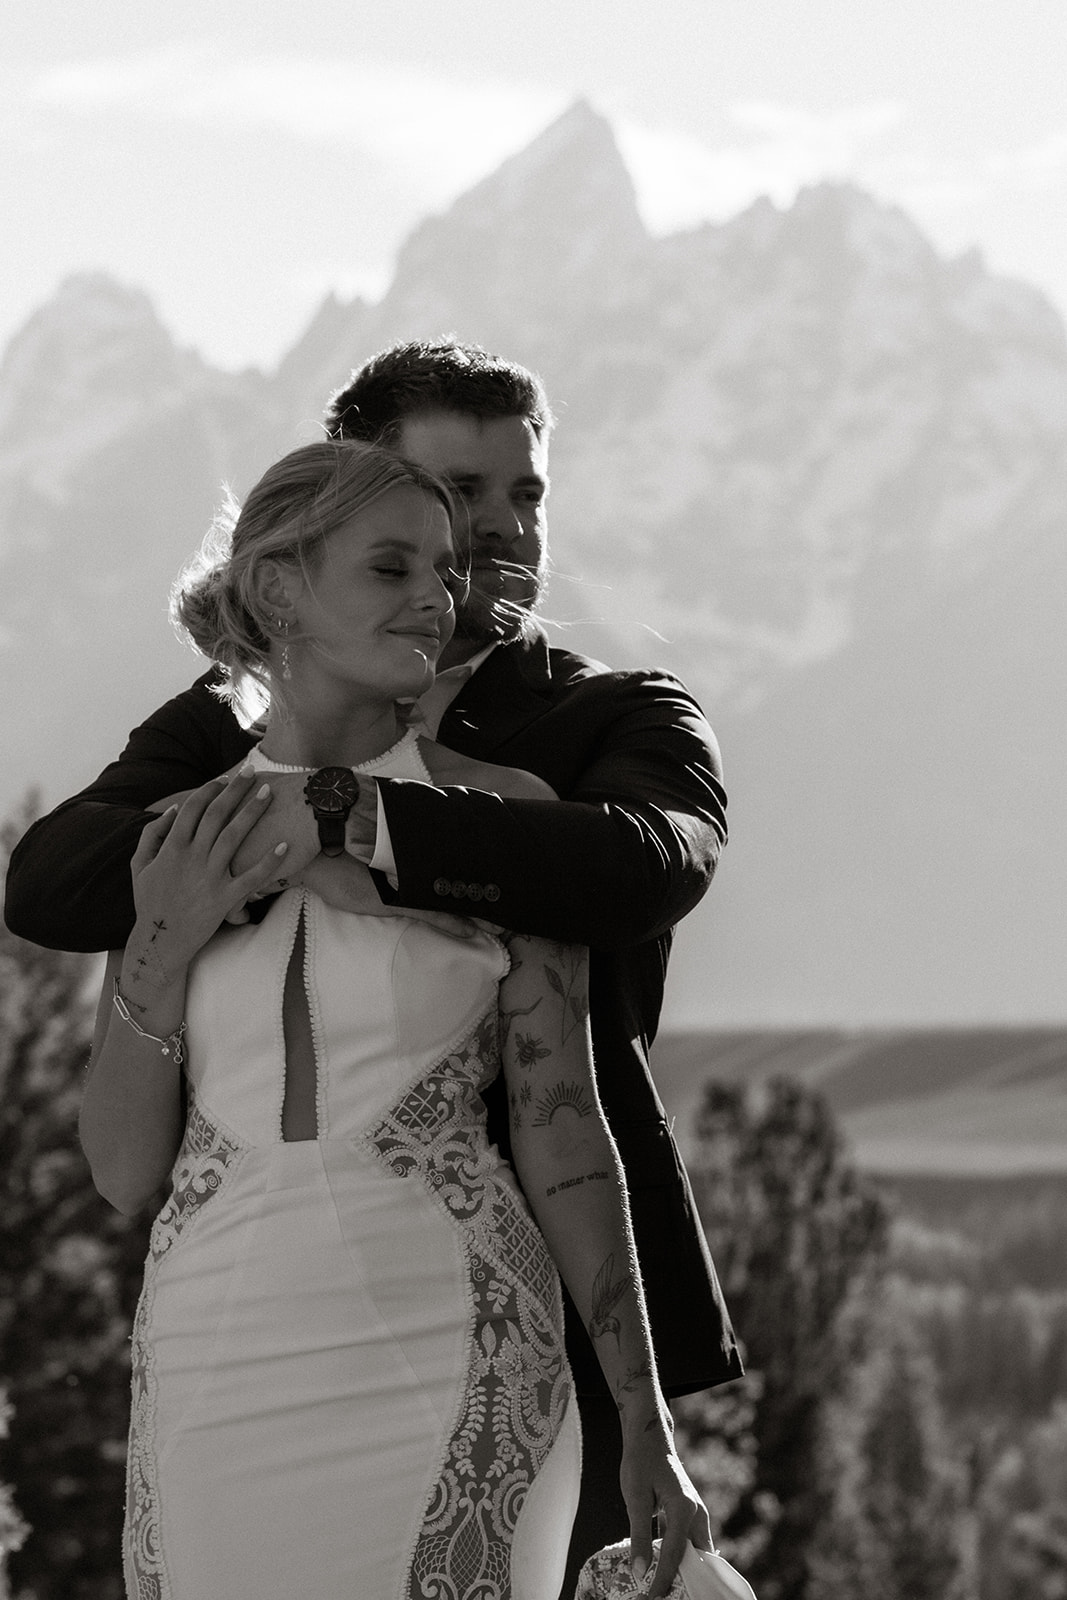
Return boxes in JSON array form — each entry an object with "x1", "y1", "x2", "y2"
[{"x1": 589, "y1": 1255, "x2": 627, "y2": 1346}]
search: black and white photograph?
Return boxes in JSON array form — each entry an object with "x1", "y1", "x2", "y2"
[{"x1": 1, "y1": 4, "x2": 1064, "y2": 1597}]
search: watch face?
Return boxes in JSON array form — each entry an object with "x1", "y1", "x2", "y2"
[{"x1": 304, "y1": 766, "x2": 360, "y2": 813}]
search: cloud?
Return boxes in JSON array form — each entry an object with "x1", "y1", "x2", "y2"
[
  {"x1": 31, "y1": 44, "x2": 564, "y2": 199},
  {"x1": 28, "y1": 46, "x2": 1067, "y2": 274},
  {"x1": 618, "y1": 99, "x2": 907, "y2": 232},
  {"x1": 729, "y1": 100, "x2": 906, "y2": 144},
  {"x1": 618, "y1": 98, "x2": 1066, "y2": 250},
  {"x1": 989, "y1": 127, "x2": 1067, "y2": 190}
]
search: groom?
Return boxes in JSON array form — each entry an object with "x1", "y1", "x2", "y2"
[{"x1": 5, "y1": 338, "x2": 742, "y2": 1589}]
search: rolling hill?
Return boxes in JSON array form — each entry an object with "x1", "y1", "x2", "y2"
[{"x1": 653, "y1": 1027, "x2": 1067, "y2": 1174}]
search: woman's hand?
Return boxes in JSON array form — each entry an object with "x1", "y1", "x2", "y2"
[
  {"x1": 128, "y1": 769, "x2": 287, "y2": 982},
  {"x1": 621, "y1": 1419, "x2": 714, "y2": 1596}
]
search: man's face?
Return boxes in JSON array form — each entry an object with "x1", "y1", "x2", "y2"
[{"x1": 395, "y1": 410, "x2": 549, "y2": 660}]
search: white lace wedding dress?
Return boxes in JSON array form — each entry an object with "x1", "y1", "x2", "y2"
[{"x1": 123, "y1": 730, "x2": 581, "y2": 1599}]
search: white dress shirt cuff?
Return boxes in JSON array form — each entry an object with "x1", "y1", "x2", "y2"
[{"x1": 368, "y1": 786, "x2": 398, "y2": 883}]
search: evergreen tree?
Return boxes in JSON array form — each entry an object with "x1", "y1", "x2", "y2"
[
  {"x1": 975, "y1": 1403, "x2": 1067, "y2": 1600},
  {"x1": 0, "y1": 802, "x2": 150, "y2": 1599},
  {"x1": 681, "y1": 1076, "x2": 891, "y2": 1600},
  {"x1": 852, "y1": 1302, "x2": 970, "y2": 1599},
  {"x1": 672, "y1": 1373, "x2": 769, "y2": 1574},
  {"x1": 0, "y1": 1389, "x2": 28, "y2": 1599}
]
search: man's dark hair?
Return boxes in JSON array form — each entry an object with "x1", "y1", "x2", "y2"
[{"x1": 324, "y1": 338, "x2": 554, "y2": 446}]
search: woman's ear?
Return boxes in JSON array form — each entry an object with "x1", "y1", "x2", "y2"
[{"x1": 253, "y1": 558, "x2": 302, "y2": 622}]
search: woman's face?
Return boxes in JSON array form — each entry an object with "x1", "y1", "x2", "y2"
[{"x1": 283, "y1": 485, "x2": 458, "y2": 705}]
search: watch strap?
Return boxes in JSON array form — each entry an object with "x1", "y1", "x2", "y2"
[{"x1": 315, "y1": 814, "x2": 348, "y2": 857}]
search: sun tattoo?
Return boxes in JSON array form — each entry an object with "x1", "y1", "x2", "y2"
[{"x1": 531, "y1": 1081, "x2": 594, "y2": 1127}]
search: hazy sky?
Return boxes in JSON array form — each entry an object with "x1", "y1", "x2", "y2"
[{"x1": 7, "y1": 0, "x2": 1067, "y2": 368}]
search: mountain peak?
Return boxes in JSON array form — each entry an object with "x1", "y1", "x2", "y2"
[
  {"x1": 455, "y1": 97, "x2": 642, "y2": 233},
  {"x1": 382, "y1": 101, "x2": 646, "y2": 341},
  {"x1": 0, "y1": 272, "x2": 173, "y2": 374},
  {"x1": 0, "y1": 273, "x2": 192, "y2": 453},
  {"x1": 501, "y1": 96, "x2": 625, "y2": 176}
]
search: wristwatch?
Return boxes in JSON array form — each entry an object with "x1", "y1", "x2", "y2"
[{"x1": 303, "y1": 767, "x2": 361, "y2": 856}]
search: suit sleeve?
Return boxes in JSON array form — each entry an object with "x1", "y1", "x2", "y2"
[
  {"x1": 3, "y1": 673, "x2": 248, "y2": 952},
  {"x1": 375, "y1": 673, "x2": 727, "y2": 949}
]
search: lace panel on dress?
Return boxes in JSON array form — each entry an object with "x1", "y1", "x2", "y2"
[
  {"x1": 125, "y1": 1099, "x2": 245, "y2": 1600},
  {"x1": 365, "y1": 1009, "x2": 571, "y2": 1600}
]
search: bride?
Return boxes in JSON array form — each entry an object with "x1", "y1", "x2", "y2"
[{"x1": 79, "y1": 439, "x2": 711, "y2": 1600}]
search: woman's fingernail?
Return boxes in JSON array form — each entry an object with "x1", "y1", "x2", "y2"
[
  {"x1": 239, "y1": 764, "x2": 255, "y2": 778},
  {"x1": 256, "y1": 783, "x2": 271, "y2": 799},
  {"x1": 632, "y1": 1556, "x2": 648, "y2": 1583},
  {"x1": 274, "y1": 842, "x2": 288, "y2": 856}
]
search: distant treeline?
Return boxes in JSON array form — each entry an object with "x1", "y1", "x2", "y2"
[
  {"x1": 884, "y1": 1173, "x2": 1067, "y2": 1292},
  {"x1": 676, "y1": 1091, "x2": 1067, "y2": 1600}
]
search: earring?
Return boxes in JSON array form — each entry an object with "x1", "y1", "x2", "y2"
[{"x1": 274, "y1": 615, "x2": 292, "y2": 680}]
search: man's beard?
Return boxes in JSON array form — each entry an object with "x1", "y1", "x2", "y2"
[{"x1": 454, "y1": 563, "x2": 545, "y2": 648}]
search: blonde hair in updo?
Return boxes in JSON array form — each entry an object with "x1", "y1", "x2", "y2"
[{"x1": 172, "y1": 440, "x2": 454, "y2": 726}]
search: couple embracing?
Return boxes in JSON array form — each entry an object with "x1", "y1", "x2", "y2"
[{"x1": 6, "y1": 339, "x2": 743, "y2": 1599}]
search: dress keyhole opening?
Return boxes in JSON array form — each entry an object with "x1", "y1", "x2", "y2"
[{"x1": 281, "y1": 905, "x2": 318, "y2": 1141}]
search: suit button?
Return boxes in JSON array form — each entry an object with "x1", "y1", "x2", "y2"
[
  {"x1": 433, "y1": 877, "x2": 451, "y2": 897},
  {"x1": 483, "y1": 884, "x2": 501, "y2": 903},
  {"x1": 466, "y1": 884, "x2": 484, "y2": 903},
  {"x1": 451, "y1": 880, "x2": 469, "y2": 899}
]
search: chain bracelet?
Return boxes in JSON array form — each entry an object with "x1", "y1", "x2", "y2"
[{"x1": 112, "y1": 979, "x2": 187, "y2": 1068}]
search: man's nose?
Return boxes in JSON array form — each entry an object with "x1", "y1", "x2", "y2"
[{"x1": 470, "y1": 493, "x2": 522, "y2": 545}]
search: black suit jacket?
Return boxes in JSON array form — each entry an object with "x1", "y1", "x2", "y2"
[{"x1": 5, "y1": 630, "x2": 742, "y2": 1394}]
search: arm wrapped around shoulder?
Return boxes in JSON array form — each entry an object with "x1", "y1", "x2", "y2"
[
  {"x1": 378, "y1": 669, "x2": 726, "y2": 947},
  {"x1": 4, "y1": 673, "x2": 255, "y2": 951}
]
